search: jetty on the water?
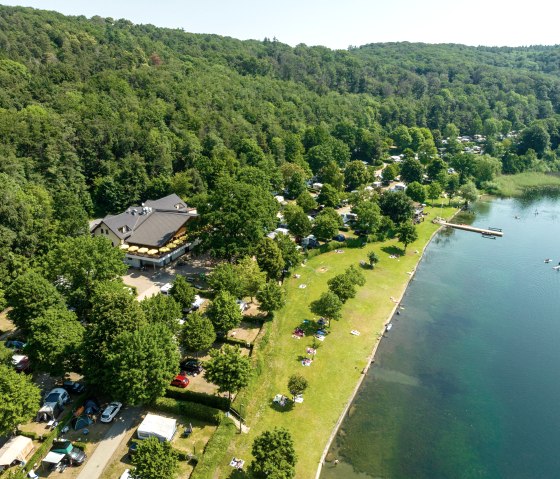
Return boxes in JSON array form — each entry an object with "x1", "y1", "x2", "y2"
[{"x1": 434, "y1": 219, "x2": 504, "y2": 237}]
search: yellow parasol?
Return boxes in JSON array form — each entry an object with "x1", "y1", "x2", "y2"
[
  {"x1": 138, "y1": 247, "x2": 149, "y2": 254},
  {"x1": 147, "y1": 249, "x2": 159, "y2": 255},
  {"x1": 159, "y1": 247, "x2": 170, "y2": 253},
  {"x1": 128, "y1": 245, "x2": 139, "y2": 252},
  {"x1": 119, "y1": 244, "x2": 129, "y2": 250}
]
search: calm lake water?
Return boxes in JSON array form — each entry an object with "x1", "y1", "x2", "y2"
[{"x1": 321, "y1": 197, "x2": 560, "y2": 479}]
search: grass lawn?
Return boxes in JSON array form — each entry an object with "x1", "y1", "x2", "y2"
[
  {"x1": 494, "y1": 172, "x2": 560, "y2": 197},
  {"x1": 213, "y1": 205, "x2": 458, "y2": 479},
  {"x1": 99, "y1": 415, "x2": 216, "y2": 479}
]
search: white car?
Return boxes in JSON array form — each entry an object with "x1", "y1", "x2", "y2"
[
  {"x1": 236, "y1": 299, "x2": 248, "y2": 312},
  {"x1": 100, "y1": 401, "x2": 122, "y2": 423}
]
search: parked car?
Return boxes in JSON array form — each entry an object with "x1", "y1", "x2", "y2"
[
  {"x1": 43, "y1": 388, "x2": 70, "y2": 410},
  {"x1": 179, "y1": 359, "x2": 203, "y2": 376},
  {"x1": 61, "y1": 380, "x2": 86, "y2": 394},
  {"x1": 100, "y1": 401, "x2": 122, "y2": 423},
  {"x1": 51, "y1": 440, "x2": 86, "y2": 466},
  {"x1": 160, "y1": 283, "x2": 173, "y2": 295},
  {"x1": 186, "y1": 295, "x2": 206, "y2": 313},
  {"x1": 236, "y1": 299, "x2": 249, "y2": 312},
  {"x1": 170, "y1": 373, "x2": 189, "y2": 388},
  {"x1": 5, "y1": 339, "x2": 27, "y2": 351},
  {"x1": 11, "y1": 354, "x2": 30, "y2": 374},
  {"x1": 333, "y1": 234, "x2": 346, "y2": 242}
]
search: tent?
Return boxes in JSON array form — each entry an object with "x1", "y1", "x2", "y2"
[
  {"x1": 71, "y1": 415, "x2": 92, "y2": 431},
  {"x1": 36, "y1": 405, "x2": 57, "y2": 423},
  {"x1": 83, "y1": 399, "x2": 99, "y2": 415},
  {"x1": 0, "y1": 436, "x2": 34, "y2": 470},
  {"x1": 137, "y1": 413, "x2": 177, "y2": 442}
]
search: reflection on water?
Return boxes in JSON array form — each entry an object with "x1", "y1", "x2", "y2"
[{"x1": 322, "y1": 197, "x2": 560, "y2": 479}]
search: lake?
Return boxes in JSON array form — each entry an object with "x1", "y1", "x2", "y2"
[{"x1": 321, "y1": 197, "x2": 560, "y2": 479}]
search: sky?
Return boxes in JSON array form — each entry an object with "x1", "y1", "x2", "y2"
[{"x1": 1, "y1": 0, "x2": 559, "y2": 50}]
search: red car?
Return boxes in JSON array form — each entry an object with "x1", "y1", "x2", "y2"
[{"x1": 170, "y1": 373, "x2": 189, "y2": 388}]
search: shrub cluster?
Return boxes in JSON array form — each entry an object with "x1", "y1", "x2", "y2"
[
  {"x1": 152, "y1": 397, "x2": 224, "y2": 425},
  {"x1": 164, "y1": 387, "x2": 231, "y2": 411}
]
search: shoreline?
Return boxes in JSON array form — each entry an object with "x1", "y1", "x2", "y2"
[{"x1": 314, "y1": 217, "x2": 452, "y2": 478}]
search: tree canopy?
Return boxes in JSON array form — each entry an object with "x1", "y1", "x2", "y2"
[
  {"x1": 133, "y1": 436, "x2": 178, "y2": 479},
  {"x1": 105, "y1": 323, "x2": 180, "y2": 404},
  {"x1": 204, "y1": 345, "x2": 251, "y2": 399},
  {"x1": 0, "y1": 365, "x2": 41, "y2": 436},
  {"x1": 251, "y1": 428, "x2": 297, "y2": 479}
]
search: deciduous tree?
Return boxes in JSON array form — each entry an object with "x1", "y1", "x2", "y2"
[
  {"x1": 141, "y1": 294, "x2": 182, "y2": 334},
  {"x1": 310, "y1": 291, "x2": 342, "y2": 326},
  {"x1": 181, "y1": 312, "x2": 216, "y2": 354},
  {"x1": 255, "y1": 237, "x2": 285, "y2": 280},
  {"x1": 106, "y1": 323, "x2": 180, "y2": 404},
  {"x1": 133, "y1": 436, "x2": 178, "y2": 479},
  {"x1": 206, "y1": 291, "x2": 243, "y2": 334},
  {"x1": 312, "y1": 208, "x2": 342, "y2": 241},
  {"x1": 251, "y1": 428, "x2": 297, "y2": 479},
  {"x1": 379, "y1": 191, "x2": 414, "y2": 225},
  {"x1": 0, "y1": 365, "x2": 41, "y2": 435},
  {"x1": 317, "y1": 183, "x2": 340, "y2": 208},
  {"x1": 27, "y1": 307, "x2": 84, "y2": 377},
  {"x1": 199, "y1": 177, "x2": 278, "y2": 259},
  {"x1": 5, "y1": 270, "x2": 65, "y2": 333},
  {"x1": 256, "y1": 281, "x2": 286, "y2": 315},
  {"x1": 44, "y1": 236, "x2": 127, "y2": 315},
  {"x1": 170, "y1": 275, "x2": 196, "y2": 312},
  {"x1": 287, "y1": 374, "x2": 308, "y2": 401},
  {"x1": 204, "y1": 345, "x2": 251, "y2": 399},
  {"x1": 284, "y1": 204, "x2": 312, "y2": 239},
  {"x1": 396, "y1": 222, "x2": 418, "y2": 252}
]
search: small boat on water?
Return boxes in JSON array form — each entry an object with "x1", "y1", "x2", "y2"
[
  {"x1": 545, "y1": 259, "x2": 551, "y2": 263},
  {"x1": 385, "y1": 323, "x2": 393, "y2": 332},
  {"x1": 481, "y1": 233, "x2": 496, "y2": 239},
  {"x1": 553, "y1": 266, "x2": 560, "y2": 271}
]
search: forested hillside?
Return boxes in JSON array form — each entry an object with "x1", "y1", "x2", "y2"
[{"x1": 2, "y1": 4, "x2": 560, "y2": 290}]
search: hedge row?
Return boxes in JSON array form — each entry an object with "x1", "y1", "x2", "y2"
[
  {"x1": 223, "y1": 336, "x2": 253, "y2": 349},
  {"x1": 190, "y1": 420, "x2": 237, "y2": 479},
  {"x1": 165, "y1": 387, "x2": 231, "y2": 411},
  {"x1": 151, "y1": 397, "x2": 224, "y2": 425},
  {"x1": 2, "y1": 394, "x2": 89, "y2": 479}
]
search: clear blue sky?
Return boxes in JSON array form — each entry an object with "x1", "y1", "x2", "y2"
[{"x1": 2, "y1": 0, "x2": 559, "y2": 49}]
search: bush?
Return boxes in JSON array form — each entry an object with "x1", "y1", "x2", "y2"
[
  {"x1": 165, "y1": 387, "x2": 231, "y2": 411},
  {"x1": 190, "y1": 420, "x2": 237, "y2": 479},
  {"x1": 223, "y1": 336, "x2": 253, "y2": 348},
  {"x1": 152, "y1": 397, "x2": 224, "y2": 425},
  {"x1": 18, "y1": 430, "x2": 39, "y2": 441},
  {"x1": 73, "y1": 441, "x2": 88, "y2": 451}
]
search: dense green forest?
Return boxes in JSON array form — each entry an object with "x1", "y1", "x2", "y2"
[
  {"x1": 4, "y1": 7, "x2": 560, "y2": 470},
  {"x1": 2, "y1": 4, "x2": 560, "y2": 289}
]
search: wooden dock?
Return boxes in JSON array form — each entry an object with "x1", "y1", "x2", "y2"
[{"x1": 436, "y1": 220, "x2": 504, "y2": 237}]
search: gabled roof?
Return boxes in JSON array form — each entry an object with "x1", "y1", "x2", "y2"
[{"x1": 93, "y1": 194, "x2": 197, "y2": 247}]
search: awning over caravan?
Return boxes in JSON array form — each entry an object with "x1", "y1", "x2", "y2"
[
  {"x1": 0, "y1": 436, "x2": 34, "y2": 467},
  {"x1": 42, "y1": 451, "x2": 65, "y2": 464}
]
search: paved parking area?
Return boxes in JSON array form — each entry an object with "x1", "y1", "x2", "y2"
[{"x1": 123, "y1": 255, "x2": 215, "y2": 301}]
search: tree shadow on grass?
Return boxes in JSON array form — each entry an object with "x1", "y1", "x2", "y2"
[
  {"x1": 380, "y1": 245, "x2": 403, "y2": 256},
  {"x1": 227, "y1": 468, "x2": 249, "y2": 479},
  {"x1": 345, "y1": 237, "x2": 367, "y2": 249},
  {"x1": 268, "y1": 398, "x2": 295, "y2": 413}
]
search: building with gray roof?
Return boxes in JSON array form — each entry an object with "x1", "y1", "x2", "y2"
[{"x1": 91, "y1": 194, "x2": 198, "y2": 268}]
